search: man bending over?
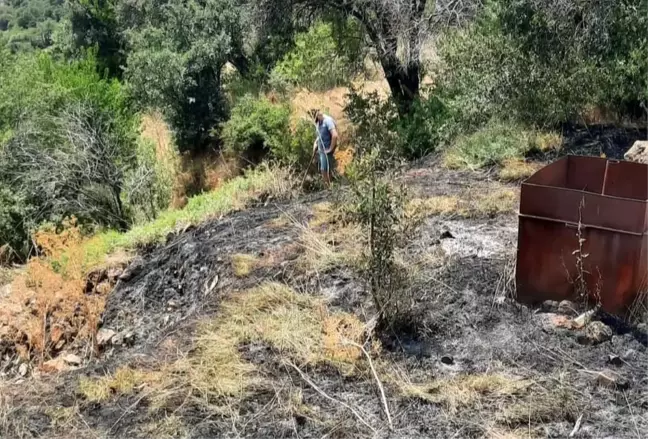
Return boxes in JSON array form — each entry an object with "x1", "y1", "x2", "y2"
[{"x1": 313, "y1": 109, "x2": 338, "y2": 187}]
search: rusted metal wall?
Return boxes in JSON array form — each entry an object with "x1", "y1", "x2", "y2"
[{"x1": 516, "y1": 156, "x2": 648, "y2": 315}]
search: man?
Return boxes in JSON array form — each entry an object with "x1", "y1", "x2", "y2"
[{"x1": 313, "y1": 110, "x2": 338, "y2": 186}]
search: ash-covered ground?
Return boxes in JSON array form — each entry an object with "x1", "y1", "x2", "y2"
[{"x1": 1, "y1": 151, "x2": 646, "y2": 439}]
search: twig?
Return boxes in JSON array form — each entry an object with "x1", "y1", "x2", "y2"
[
  {"x1": 343, "y1": 339, "x2": 393, "y2": 430},
  {"x1": 286, "y1": 361, "x2": 377, "y2": 434},
  {"x1": 108, "y1": 392, "x2": 150, "y2": 434},
  {"x1": 569, "y1": 414, "x2": 583, "y2": 437}
]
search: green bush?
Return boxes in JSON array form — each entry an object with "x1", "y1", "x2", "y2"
[
  {"x1": 123, "y1": 136, "x2": 179, "y2": 224},
  {"x1": 222, "y1": 95, "x2": 312, "y2": 167},
  {"x1": 345, "y1": 89, "x2": 450, "y2": 160},
  {"x1": 443, "y1": 121, "x2": 533, "y2": 170},
  {"x1": 0, "y1": 51, "x2": 138, "y2": 258},
  {"x1": 270, "y1": 20, "x2": 366, "y2": 91}
]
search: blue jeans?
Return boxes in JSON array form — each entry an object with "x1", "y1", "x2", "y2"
[{"x1": 318, "y1": 150, "x2": 336, "y2": 173}]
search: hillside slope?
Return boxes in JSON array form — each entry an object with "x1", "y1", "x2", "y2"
[{"x1": 1, "y1": 152, "x2": 647, "y2": 439}]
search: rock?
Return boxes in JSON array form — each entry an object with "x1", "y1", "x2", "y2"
[
  {"x1": 63, "y1": 354, "x2": 82, "y2": 366},
  {"x1": 440, "y1": 355, "x2": 454, "y2": 365},
  {"x1": 594, "y1": 369, "x2": 630, "y2": 390},
  {"x1": 624, "y1": 140, "x2": 648, "y2": 164},
  {"x1": 18, "y1": 363, "x2": 28, "y2": 377},
  {"x1": 96, "y1": 328, "x2": 116, "y2": 346},
  {"x1": 541, "y1": 300, "x2": 560, "y2": 313},
  {"x1": 558, "y1": 300, "x2": 577, "y2": 316},
  {"x1": 607, "y1": 354, "x2": 624, "y2": 366},
  {"x1": 439, "y1": 230, "x2": 454, "y2": 240},
  {"x1": 577, "y1": 321, "x2": 613, "y2": 345},
  {"x1": 573, "y1": 308, "x2": 599, "y2": 329}
]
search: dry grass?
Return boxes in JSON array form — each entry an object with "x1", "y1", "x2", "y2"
[
  {"x1": 407, "y1": 196, "x2": 461, "y2": 217},
  {"x1": 138, "y1": 415, "x2": 187, "y2": 439},
  {"x1": 399, "y1": 373, "x2": 531, "y2": 414},
  {"x1": 297, "y1": 222, "x2": 364, "y2": 273},
  {"x1": 79, "y1": 367, "x2": 159, "y2": 402},
  {"x1": 175, "y1": 282, "x2": 369, "y2": 401},
  {"x1": 496, "y1": 386, "x2": 577, "y2": 427},
  {"x1": 231, "y1": 253, "x2": 259, "y2": 277},
  {"x1": 0, "y1": 218, "x2": 121, "y2": 362},
  {"x1": 288, "y1": 202, "x2": 365, "y2": 273},
  {"x1": 408, "y1": 189, "x2": 518, "y2": 219},
  {"x1": 498, "y1": 159, "x2": 541, "y2": 182},
  {"x1": 531, "y1": 131, "x2": 563, "y2": 153}
]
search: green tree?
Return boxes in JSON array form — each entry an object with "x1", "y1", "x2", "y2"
[{"x1": 122, "y1": 0, "x2": 246, "y2": 151}]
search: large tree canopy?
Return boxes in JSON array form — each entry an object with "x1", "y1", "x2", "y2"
[{"x1": 259, "y1": 0, "x2": 483, "y2": 114}]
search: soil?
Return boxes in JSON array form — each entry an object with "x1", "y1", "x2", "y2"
[{"x1": 1, "y1": 140, "x2": 647, "y2": 439}]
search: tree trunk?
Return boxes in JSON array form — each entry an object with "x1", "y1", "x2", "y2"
[{"x1": 381, "y1": 58, "x2": 421, "y2": 116}]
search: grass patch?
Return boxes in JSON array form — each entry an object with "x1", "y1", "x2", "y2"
[
  {"x1": 399, "y1": 373, "x2": 531, "y2": 414},
  {"x1": 498, "y1": 159, "x2": 541, "y2": 182},
  {"x1": 443, "y1": 122, "x2": 533, "y2": 170},
  {"x1": 79, "y1": 367, "x2": 159, "y2": 402},
  {"x1": 496, "y1": 387, "x2": 577, "y2": 426},
  {"x1": 175, "y1": 282, "x2": 369, "y2": 401},
  {"x1": 443, "y1": 121, "x2": 561, "y2": 173},
  {"x1": 138, "y1": 415, "x2": 187, "y2": 439},
  {"x1": 297, "y1": 222, "x2": 364, "y2": 273},
  {"x1": 407, "y1": 189, "x2": 518, "y2": 219},
  {"x1": 231, "y1": 253, "x2": 259, "y2": 277}
]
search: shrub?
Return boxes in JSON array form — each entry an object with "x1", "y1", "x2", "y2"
[
  {"x1": 221, "y1": 95, "x2": 312, "y2": 167},
  {"x1": 270, "y1": 20, "x2": 366, "y2": 91},
  {"x1": 443, "y1": 121, "x2": 533, "y2": 170},
  {"x1": 0, "y1": 51, "x2": 137, "y2": 258},
  {"x1": 343, "y1": 93, "x2": 422, "y2": 329},
  {"x1": 345, "y1": 89, "x2": 451, "y2": 159}
]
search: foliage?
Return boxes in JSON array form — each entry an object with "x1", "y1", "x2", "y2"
[
  {"x1": 0, "y1": 187, "x2": 34, "y2": 259},
  {"x1": 67, "y1": 0, "x2": 126, "y2": 78},
  {"x1": 0, "y1": 52, "x2": 137, "y2": 258},
  {"x1": 122, "y1": 0, "x2": 245, "y2": 151},
  {"x1": 343, "y1": 93, "x2": 421, "y2": 328},
  {"x1": 270, "y1": 21, "x2": 366, "y2": 91},
  {"x1": 0, "y1": 0, "x2": 64, "y2": 52},
  {"x1": 345, "y1": 89, "x2": 449, "y2": 159},
  {"x1": 222, "y1": 95, "x2": 312, "y2": 166},
  {"x1": 123, "y1": 136, "x2": 179, "y2": 224},
  {"x1": 436, "y1": 0, "x2": 648, "y2": 129},
  {"x1": 443, "y1": 120, "x2": 534, "y2": 170}
]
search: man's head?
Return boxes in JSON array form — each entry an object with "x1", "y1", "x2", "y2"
[{"x1": 313, "y1": 109, "x2": 324, "y2": 124}]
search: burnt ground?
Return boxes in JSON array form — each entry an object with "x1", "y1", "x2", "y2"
[{"x1": 1, "y1": 149, "x2": 647, "y2": 439}]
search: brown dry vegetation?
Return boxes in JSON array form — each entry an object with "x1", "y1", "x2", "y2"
[{"x1": 0, "y1": 218, "x2": 125, "y2": 364}]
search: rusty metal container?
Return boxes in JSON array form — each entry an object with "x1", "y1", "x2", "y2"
[{"x1": 515, "y1": 155, "x2": 648, "y2": 315}]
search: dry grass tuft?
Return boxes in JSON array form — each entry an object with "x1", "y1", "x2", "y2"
[
  {"x1": 139, "y1": 415, "x2": 187, "y2": 439},
  {"x1": 399, "y1": 373, "x2": 531, "y2": 414},
  {"x1": 79, "y1": 367, "x2": 158, "y2": 402},
  {"x1": 498, "y1": 159, "x2": 541, "y2": 182},
  {"x1": 297, "y1": 222, "x2": 364, "y2": 273},
  {"x1": 470, "y1": 189, "x2": 518, "y2": 217},
  {"x1": 408, "y1": 189, "x2": 518, "y2": 219},
  {"x1": 531, "y1": 131, "x2": 563, "y2": 153},
  {"x1": 496, "y1": 386, "x2": 577, "y2": 426},
  {"x1": 231, "y1": 254, "x2": 259, "y2": 277},
  {"x1": 407, "y1": 196, "x2": 461, "y2": 217},
  {"x1": 177, "y1": 282, "x2": 369, "y2": 401}
]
